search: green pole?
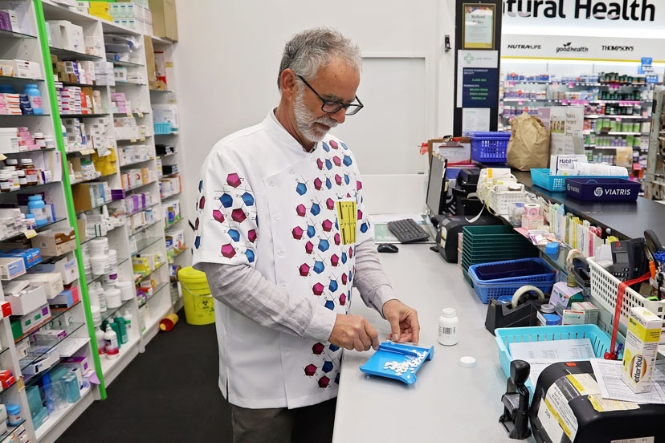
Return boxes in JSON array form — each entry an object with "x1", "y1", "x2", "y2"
[{"x1": 33, "y1": 0, "x2": 107, "y2": 399}]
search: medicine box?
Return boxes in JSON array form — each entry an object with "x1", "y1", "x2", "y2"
[
  {"x1": 3, "y1": 280, "x2": 47, "y2": 315},
  {"x1": 1, "y1": 248, "x2": 42, "y2": 269},
  {"x1": 550, "y1": 155, "x2": 588, "y2": 175},
  {"x1": 0, "y1": 59, "x2": 42, "y2": 80},
  {"x1": 33, "y1": 329, "x2": 67, "y2": 343},
  {"x1": 22, "y1": 347, "x2": 59, "y2": 376},
  {"x1": 549, "y1": 282, "x2": 584, "y2": 316},
  {"x1": 31, "y1": 228, "x2": 77, "y2": 257},
  {"x1": 62, "y1": 355, "x2": 90, "y2": 374},
  {"x1": 31, "y1": 256, "x2": 79, "y2": 285},
  {"x1": 19, "y1": 304, "x2": 52, "y2": 337},
  {"x1": 571, "y1": 301, "x2": 599, "y2": 325},
  {"x1": 48, "y1": 286, "x2": 80, "y2": 309},
  {"x1": 562, "y1": 309, "x2": 586, "y2": 325},
  {"x1": 537, "y1": 311, "x2": 561, "y2": 326},
  {"x1": 17, "y1": 272, "x2": 64, "y2": 299},
  {"x1": 0, "y1": 257, "x2": 26, "y2": 281},
  {"x1": 622, "y1": 307, "x2": 663, "y2": 393}
]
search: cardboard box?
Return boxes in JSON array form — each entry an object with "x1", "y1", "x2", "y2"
[
  {"x1": 149, "y1": 0, "x2": 177, "y2": 41},
  {"x1": 62, "y1": 355, "x2": 90, "y2": 374},
  {"x1": 0, "y1": 257, "x2": 26, "y2": 281},
  {"x1": 562, "y1": 309, "x2": 586, "y2": 325},
  {"x1": 19, "y1": 304, "x2": 52, "y2": 337},
  {"x1": 1, "y1": 248, "x2": 42, "y2": 269},
  {"x1": 622, "y1": 307, "x2": 663, "y2": 393},
  {"x1": 31, "y1": 256, "x2": 79, "y2": 285},
  {"x1": 48, "y1": 285, "x2": 80, "y2": 309},
  {"x1": 31, "y1": 229, "x2": 77, "y2": 257},
  {"x1": 2, "y1": 281, "x2": 47, "y2": 315},
  {"x1": 0, "y1": 59, "x2": 41, "y2": 79},
  {"x1": 571, "y1": 301, "x2": 599, "y2": 325},
  {"x1": 16, "y1": 272, "x2": 64, "y2": 299}
]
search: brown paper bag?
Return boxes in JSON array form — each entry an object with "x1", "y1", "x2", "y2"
[{"x1": 507, "y1": 113, "x2": 550, "y2": 171}]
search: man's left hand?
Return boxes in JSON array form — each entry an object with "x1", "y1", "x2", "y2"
[{"x1": 382, "y1": 300, "x2": 420, "y2": 344}]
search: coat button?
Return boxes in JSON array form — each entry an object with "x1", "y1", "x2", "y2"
[
  {"x1": 277, "y1": 250, "x2": 285, "y2": 257},
  {"x1": 280, "y1": 283, "x2": 287, "y2": 289},
  {"x1": 284, "y1": 347, "x2": 291, "y2": 355},
  {"x1": 273, "y1": 213, "x2": 281, "y2": 221},
  {"x1": 288, "y1": 169, "x2": 295, "y2": 174},
  {"x1": 268, "y1": 180, "x2": 275, "y2": 186}
]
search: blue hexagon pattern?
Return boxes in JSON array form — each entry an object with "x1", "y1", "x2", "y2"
[
  {"x1": 324, "y1": 300, "x2": 335, "y2": 310},
  {"x1": 322, "y1": 142, "x2": 330, "y2": 152},
  {"x1": 311, "y1": 203, "x2": 321, "y2": 216},
  {"x1": 313, "y1": 261, "x2": 325, "y2": 274},
  {"x1": 322, "y1": 361, "x2": 334, "y2": 373},
  {"x1": 242, "y1": 192, "x2": 255, "y2": 206},
  {"x1": 220, "y1": 193, "x2": 234, "y2": 208},
  {"x1": 343, "y1": 155, "x2": 352, "y2": 166},
  {"x1": 228, "y1": 229, "x2": 240, "y2": 242},
  {"x1": 318, "y1": 240, "x2": 329, "y2": 252},
  {"x1": 296, "y1": 183, "x2": 307, "y2": 196},
  {"x1": 307, "y1": 225, "x2": 316, "y2": 238},
  {"x1": 329, "y1": 280, "x2": 338, "y2": 292},
  {"x1": 245, "y1": 250, "x2": 255, "y2": 263}
]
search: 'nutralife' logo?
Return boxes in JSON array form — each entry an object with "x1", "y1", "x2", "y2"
[
  {"x1": 556, "y1": 42, "x2": 589, "y2": 53},
  {"x1": 602, "y1": 45, "x2": 634, "y2": 51},
  {"x1": 507, "y1": 44, "x2": 542, "y2": 50}
]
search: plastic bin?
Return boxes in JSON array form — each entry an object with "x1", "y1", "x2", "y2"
[
  {"x1": 468, "y1": 258, "x2": 556, "y2": 303},
  {"x1": 531, "y1": 168, "x2": 628, "y2": 192},
  {"x1": 177, "y1": 266, "x2": 215, "y2": 325},
  {"x1": 154, "y1": 122, "x2": 172, "y2": 135},
  {"x1": 470, "y1": 132, "x2": 510, "y2": 163},
  {"x1": 494, "y1": 324, "x2": 611, "y2": 396},
  {"x1": 565, "y1": 178, "x2": 640, "y2": 201}
]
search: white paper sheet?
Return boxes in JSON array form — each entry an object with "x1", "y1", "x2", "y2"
[
  {"x1": 509, "y1": 338, "x2": 595, "y2": 361},
  {"x1": 590, "y1": 358, "x2": 665, "y2": 404}
]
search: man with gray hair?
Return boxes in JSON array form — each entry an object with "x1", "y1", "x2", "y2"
[{"x1": 193, "y1": 27, "x2": 420, "y2": 443}]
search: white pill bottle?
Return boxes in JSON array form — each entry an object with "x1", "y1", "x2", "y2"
[{"x1": 438, "y1": 308, "x2": 459, "y2": 346}]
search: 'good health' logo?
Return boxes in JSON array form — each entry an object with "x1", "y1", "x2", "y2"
[{"x1": 556, "y1": 42, "x2": 589, "y2": 53}]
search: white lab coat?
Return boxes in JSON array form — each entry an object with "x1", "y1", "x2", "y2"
[{"x1": 193, "y1": 111, "x2": 373, "y2": 409}]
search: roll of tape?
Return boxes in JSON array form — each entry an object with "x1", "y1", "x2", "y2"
[
  {"x1": 511, "y1": 285, "x2": 545, "y2": 309},
  {"x1": 524, "y1": 203, "x2": 541, "y2": 218}
]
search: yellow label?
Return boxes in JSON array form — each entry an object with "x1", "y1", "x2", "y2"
[
  {"x1": 0, "y1": 154, "x2": 6, "y2": 161},
  {"x1": 628, "y1": 316, "x2": 662, "y2": 342},
  {"x1": 81, "y1": 149, "x2": 95, "y2": 155},
  {"x1": 17, "y1": 376, "x2": 24, "y2": 391},
  {"x1": 137, "y1": 112, "x2": 144, "y2": 118},
  {"x1": 165, "y1": 61, "x2": 174, "y2": 68},
  {"x1": 127, "y1": 112, "x2": 132, "y2": 117},
  {"x1": 130, "y1": 139, "x2": 137, "y2": 143},
  {"x1": 487, "y1": 169, "x2": 493, "y2": 178},
  {"x1": 588, "y1": 394, "x2": 639, "y2": 412},
  {"x1": 336, "y1": 200, "x2": 357, "y2": 245},
  {"x1": 140, "y1": 137, "x2": 145, "y2": 142},
  {"x1": 23, "y1": 230, "x2": 37, "y2": 239},
  {"x1": 544, "y1": 397, "x2": 572, "y2": 438}
]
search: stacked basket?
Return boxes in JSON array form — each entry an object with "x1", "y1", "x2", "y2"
[{"x1": 461, "y1": 225, "x2": 538, "y2": 287}]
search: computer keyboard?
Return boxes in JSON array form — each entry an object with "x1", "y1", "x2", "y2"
[{"x1": 387, "y1": 218, "x2": 430, "y2": 244}]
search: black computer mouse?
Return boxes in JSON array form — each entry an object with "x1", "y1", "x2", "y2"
[{"x1": 377, "y1": 244, "x2": 399, "y2": 253}]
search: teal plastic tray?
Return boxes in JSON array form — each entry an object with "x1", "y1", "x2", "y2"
[{"x1": 359, "y1": 342, "x2": 434, "y2": 385}]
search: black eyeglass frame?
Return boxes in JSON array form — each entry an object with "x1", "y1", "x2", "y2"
[{"x1": 296, "y1": 74, "x2": 364, "y2": 116}]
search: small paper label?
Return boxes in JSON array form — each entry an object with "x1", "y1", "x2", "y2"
[
  {"x1": 24, "y1": 230, "x2": 37, "y2": 239},
  {"x1": 611, "y1": 438, "x2": 653, "y2": 443},
  {"x1": 127, "y1": 112, "x2": 132, "y2": 117},
  {"x1": 137, "y1": 112, "x2": 144, "y2": 118},
  {"x1": 0, "y1": 154, "x2": 6, "y2": 161}
]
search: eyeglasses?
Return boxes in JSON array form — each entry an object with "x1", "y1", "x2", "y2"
[{"x1": 297, "y1": 75, "x2": 364, "y2": 116}]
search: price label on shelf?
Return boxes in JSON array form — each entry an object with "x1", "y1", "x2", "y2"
[
  {"x1": 17, "y1": 376, "x2": 24, "y2": 391},
  {"x1": 81, "y1": 149, "x2": 95, "y2": 155},
  {"x1": 140, "y1": 137, "x2": 145, "y2": 141},
  {"x1": 127, "y1": 112, "x2": 133, "y2": 117},
  {"x1": 23, "y1": 230, "x2": 37, "y2": 239},
  {"x1": 165, "y1": 62, "x2": 174, "y2": 68},
  {"x1": 0, "y1": 154, "x2": 6, "y2": 161},
  {"x1": 137, "y1": 112, "x2": 144, "y2": 118},
  {"x1": 130, "y1": 139, "x2": 137, "y2": 143}
]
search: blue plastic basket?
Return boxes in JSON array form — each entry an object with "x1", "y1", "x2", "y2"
[
  {"x1": 470, "y1": 132, "x2": 510, "y2": 163},
  {"x1": 467, "y1": 258, "x2": 556, "y2": 303},
  {"x1": 565, "y1": 178, "x2": 640, "y2": 201},
  {"x1": 154, "y1": 122, "x2": 172, "y2": 135},
  {"x1": 495, "y1": 325, "x2": 611, "y2": 396},
  {"x1": 531, "y1": 168, "x2": 628, "y2": 192}
]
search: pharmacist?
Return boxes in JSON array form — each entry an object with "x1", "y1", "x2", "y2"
[{"x1": 193, "y1": 27, "x2": 420, "y2": 443}]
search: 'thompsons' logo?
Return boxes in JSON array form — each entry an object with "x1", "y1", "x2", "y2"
[
  {"x1": 602, "y1": 45, "x2": 634, "y2": 51},
  {"x1": 556, "y1": 42, "x2": 589, "y2": 53}
]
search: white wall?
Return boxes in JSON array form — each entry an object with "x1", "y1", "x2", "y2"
[{"x1": 173, "y1": 0, "x2": 456, "y2": 224}]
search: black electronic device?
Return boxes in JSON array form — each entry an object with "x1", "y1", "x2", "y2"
[
  {"x1": 530, "y1": 361, "x2": 665, "y2": 443},
  {"x1": 485, "y1": 296, "x2": 549, "y2": 335},
  {"x1": 377, "y1": 244, "x2": 399, "y2": 253},
  {"x1": 458, "y1": 168, "x2": 480, "y2": 184},
  {"x1": 426, "y1": 154, "x2": 448, "y2": 217},
  {"x1": 436, "y1": 213, "x2": 503, "y2": 263},
  {"x1": 499, "y1": 360, "x2": 532, "y2": 440},
  {"x1": 610, "y1": 238, "x2": 648, "y2": 281},
  {"x1": 448, "y1": 168, "x2": 481, "y2": 216},
  {"x1": 387, "y1": 219, "x2": 430, "y2": 244}
]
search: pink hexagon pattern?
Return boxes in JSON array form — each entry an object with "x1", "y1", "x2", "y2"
[
  {"x1": 292, "y1": 226, "x2": 304, "y2": 240},
  {"x1": 329, "y1": 140, "x2": 339, "y2": 149},
  {"x1": 322, "y1": 220, "x2": 333, "y2": 232},
  {"x1": 318, "y1": 376, "x2": 330, "y2": 388},
  {"x1": 326, "y1": 198, "x2": 335, "y2": 210},
  {"x1": 330, "y1": 254, "x2": 339, "y2": 267},
  {"x1": 299, "y1": 264, "x2": 310, "y2": 277},
  {"x1": 231, "y1": 209, "x2": 246, "y2": 223},
  {"x1": 198, "y1": 196, "x2": 206, "y2": 209},
  {"x1": 333, "y1": 156, "x2": 342, "y2": 167},
  {"x1": 334, "y1": 233, "x2": 341, "y2": 245},
  {"x1": 312, "y1": 283, "x2": 324, "y2": 296},
  {"x1": 247, "y1": 229, "x2": 257, "y2": 243},
  {"x1": 314, "y1": 178, "x2": 323, "y2": 190},
  {"x1": 221, "y1": 244, "x2": 236, "y2": 258},
  {"x1": 316, "y1": 159, "x2": 324, "y2": 170},
  {"x1": 227, "y1": 173, "x2": 241, "y2": 188},
  {"x1": 212, "y1": 209, "x2": 225, "y2": 223},
  {"x1": 305, "y1": 241, "x2": 314, "y2": 254},
  {"x1": 296, "y1": 204, "x2": 307, "y2": 217},
  {"x1": 305, "y1": 364, "x2": 317, "y2": 377},
  {"x1": 335, "y1": 174, "x2": 342, "y2": 186},
  {"x1": 356, "y1": 180, "x2": 363, "y2": 191},
  {"x1": 357, "y1": 209, "x2": 363, "y2": 221},
  {"x1": 339, "y1": 293, "x2": 347, "y2": 305},
  {"x1": 312, "y1": 343, "x2": 325, "y2": 355},
  {"x1": 194, "y1": 218, "x2": 200, "y2": 230},
  {"x1": 341, "y1": 273, "x2": 348, "y2": 285}
]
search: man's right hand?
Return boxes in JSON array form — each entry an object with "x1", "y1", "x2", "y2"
[{"x1": 329, "y1": 314, "x2": 380, "y2": 351}]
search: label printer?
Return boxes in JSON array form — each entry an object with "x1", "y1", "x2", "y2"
[{"x1": 503, "y1": 360, "x2": 665, "y2": 443}]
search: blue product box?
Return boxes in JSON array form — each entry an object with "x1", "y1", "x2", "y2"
[
  {"x1": 537, "y1": 312, "x2": 561, "y2": 326},
  {"x1": 48, "y1": 288, "x2": 76, "y2": 309},
  {"x1": 2, "y1": 248, "x2": 42, "y2": 269}
]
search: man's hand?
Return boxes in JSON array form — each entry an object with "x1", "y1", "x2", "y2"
[
  {"x1": 382, "y1": 300, "x2": 420, "y2": 344},
  {"x1": 329, "y1": 314, "x2": 380, "y2": 351}
]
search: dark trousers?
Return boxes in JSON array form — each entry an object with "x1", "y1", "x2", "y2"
[{"x1": 230, "y1": 398, "x2": 337, "y2": 443}]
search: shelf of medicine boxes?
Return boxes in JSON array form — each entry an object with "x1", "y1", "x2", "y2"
[
  {"x1": 19, "y1": 321, "x2": 87, "y2": 375},
  {"x1": 34, "y1": 385, "x2": 94, "y2": 441},
  {"x1": 0, "y1": 218, "x2": 67, "y2": 244},
  {"x1": 0, "y1": 180, "x2": 61, "y2": 197},
  {"x1": 0, "y1": 27, "x2": 37, "y2": 40},
  {"x1": 131, "y1": 236, "x2": 163, "y2": 257},
  {"x1": 119, "y1": 157, "x2": 154, "y2": 168},
  {"x1": 0, "y1": 421, "x2": 27, "y2": 443},
  {"x1": 139, "y1": 281, "x2": 169, "y2": 308},
  {"x1": 134, "y1": 261, "x2": 165, "y2": 285},
  {"x1": 12, "y1": 300, "x2": 82, "y2": 347},
  {"x1": 84, "y1": 258, "x2": 130, "y2": 287},
  {"x1": 169, "y1": 247, "x2": 188, "y2": 265},
  {"x1": 164, "y1": 216, "x2": 182, "y2": 230}
]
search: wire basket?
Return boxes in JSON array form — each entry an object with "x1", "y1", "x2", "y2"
[
  {"x1": 470, "y1": 132, "x2": 510, "y2": 163},
  {"x1": 488, "y1": 188, "x2": 527, "y2": 215},
  {"x1": 495, "y1": 324, "x2": 611, "y2": 396},
  {"x1": 587, "y1": 257, "x2": 665, "y2": 343},
  {"x1": 468, "y1": 258, "x2": 557, "y2": 303}
]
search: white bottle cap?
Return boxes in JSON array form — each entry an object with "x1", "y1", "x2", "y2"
[
  {"x1": 459, "y1": 356, "x2": 476, "y2": 368},
  {"x1": 441, "y1": 308, "x2": 456, "y2": 317}
]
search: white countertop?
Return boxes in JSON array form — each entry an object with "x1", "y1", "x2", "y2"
[{"x1": 333, "y1": 243, "x2": 536, "y2": 442}]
